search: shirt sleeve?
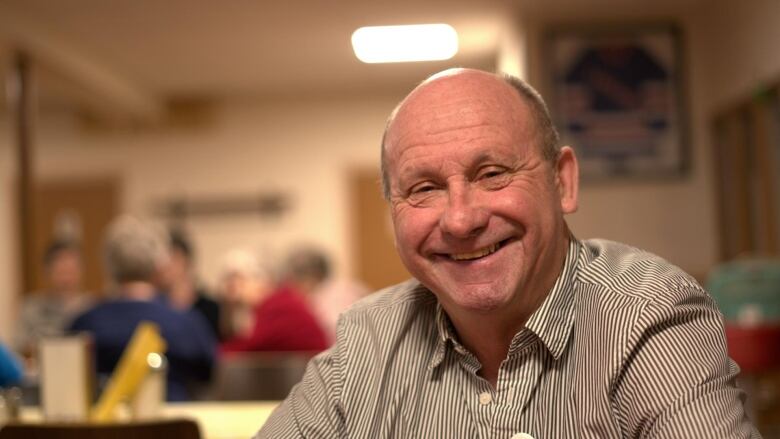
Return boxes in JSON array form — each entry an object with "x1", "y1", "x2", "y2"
[
  {"x1": 0, "y1": 343, "x2": 24, "y2": 387},
  {"x1": 254, "y1": 327, "x2": 347, "y2": 438},
  {"x1": 613, "y1": 285, "x2": 761, "y2": 438}
]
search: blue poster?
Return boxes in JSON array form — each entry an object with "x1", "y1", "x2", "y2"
[{"x1": 549, "y1": 27, "x2": 686, "y2": 178}]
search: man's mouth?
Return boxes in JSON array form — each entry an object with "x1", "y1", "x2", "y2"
[{"x1": 449, "y1": 239, "x2": 510, "y2": 261}]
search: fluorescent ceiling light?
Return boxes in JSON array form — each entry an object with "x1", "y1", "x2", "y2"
[{"x1": 351, "y1": 24, "x2": 458, "y2": 64}]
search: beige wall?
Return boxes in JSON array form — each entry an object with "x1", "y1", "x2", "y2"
[
  {"x1": 522, "y1": 2, "x2": 720, "y2": 280},
  {"x1": 0, "y1": 119, "x2": 18, "y2": 342},
  {"x1": 692, "y1": 0, "x2": 780, "y2": 112}
]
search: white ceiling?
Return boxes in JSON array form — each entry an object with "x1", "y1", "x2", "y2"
[
  {"x1": 0, "y1": 0, "x2": 704, "y2": 119},
  {"x1": 0, "y1": 1, "x2": 512, "y2": 98}
]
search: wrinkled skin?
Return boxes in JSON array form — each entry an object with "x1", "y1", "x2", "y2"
[{"x1": 385, "y1": 69, "x2": 579, "y2": 338}]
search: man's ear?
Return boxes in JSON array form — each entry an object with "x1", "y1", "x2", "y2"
[{"x1": 555, "y1": 146, "x2": 579, "y2": 214}]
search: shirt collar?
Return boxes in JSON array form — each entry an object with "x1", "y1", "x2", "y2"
[
  {"x1": 522, "y1": 237, "x2": 580, "y2": 360},
  {"x1": 428, "y1": 305, "x2": 455, "y2": 370},
  {"x1": 428, "y1": 237, "x2": 581, "y2": 369}
]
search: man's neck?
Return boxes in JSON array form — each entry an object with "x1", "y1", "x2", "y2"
[
  {"x1": 455, "y1": 317, "x2": 517, "y2": 387},
  {"x1": 447, "y1": 308, "x2": 532, "y2": 388}
]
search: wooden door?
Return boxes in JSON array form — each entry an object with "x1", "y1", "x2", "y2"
[
  {"x1": 28, "y1": 177, "x2": 119, "y2": 295},
  {"x1": 349, "y1": 168, "x2": 410, "y2": 291}
]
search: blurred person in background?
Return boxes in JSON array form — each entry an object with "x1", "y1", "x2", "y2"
[
  {"x1": 220, "y1": 245, "x2": 327, "y2": 353},
  {"x1": 13, "y1": 240, "x2": 93, "y2": 360},
  {"x1": 216, "y1": 248, "x2": 274, "y2": 341},
  {"x1": 69, "y1": 216, "x2": 215, "y2": 401},
  {"x1": 0, "y1": 342, "x2": 24, "y2": 388},
  {"x1": 158, "y1": 228, "x2": 220, "y2": 339}
]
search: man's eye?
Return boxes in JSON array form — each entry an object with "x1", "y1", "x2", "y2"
[
  {"x1": 479, "y1": 167, "x2": 506, "y2": 179},
  {"x1": 476, "y1": 166, "x2": 512, "y2": 190},
  {"x1": 410, "y1": 184, "x2": 436, "y2": 194}
]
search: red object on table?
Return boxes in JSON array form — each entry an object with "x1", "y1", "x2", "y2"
[{"x1": 725, "y1": 323, "x2": 780, "y2": 373}]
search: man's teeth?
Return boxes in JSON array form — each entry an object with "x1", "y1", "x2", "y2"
[{"x1": 450, "y1": 243, "x2": 500, "y2": 261}]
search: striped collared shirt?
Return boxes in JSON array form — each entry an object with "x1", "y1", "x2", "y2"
[{"x1": 258, "y1": 239, "x2": 760, "y2": 438}]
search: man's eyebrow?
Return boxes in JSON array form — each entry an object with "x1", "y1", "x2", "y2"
[
  {"x1": 396, "y1": 154, "x2": 452, "y2": 184},
  {"x1": 398, "y1": 166, "x2": 438, "y2": 185},
  {"x1": 470, "y1": 150, "x2": 517, "y2": 167},
  {"x1": 471, "y1": 151, "x2": 497, "y2": 165}
]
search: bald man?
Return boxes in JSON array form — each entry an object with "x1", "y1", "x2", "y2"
[{"x1": 258, "y1": 69, "x2": 759, "y2": 438}]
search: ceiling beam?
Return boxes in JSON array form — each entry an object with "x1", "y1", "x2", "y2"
[{"x1": 0, "y1": 3, "x2": 165, "y2": 123}]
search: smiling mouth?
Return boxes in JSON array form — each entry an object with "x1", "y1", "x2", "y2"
[{"x1": 449, "y1": 239, "x2": 511, "y2": 261}]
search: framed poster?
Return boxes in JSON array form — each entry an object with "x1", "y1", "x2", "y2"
[{"x1": 545, "y1": 24, "x2": 687, "y2": 179}]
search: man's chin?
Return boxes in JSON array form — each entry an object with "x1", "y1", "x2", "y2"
[{"x1": 441, "y1": 285, "x2": 511, "y2": 314}]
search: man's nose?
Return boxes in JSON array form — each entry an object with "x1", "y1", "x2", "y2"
[{"x1": 439, "y1": 184, "x2": 488, "y2": 239}]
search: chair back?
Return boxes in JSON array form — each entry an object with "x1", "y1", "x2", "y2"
[
  {"x1": 211, "y1": 351, "x2": 313, "y2": 401},
  {"x1": 0, "y1": 418, "x2": 200, "y2": 439}
]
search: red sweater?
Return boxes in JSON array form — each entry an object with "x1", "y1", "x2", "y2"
[{"x1": 220, "y1": 284, "x2": 328, "y2": 353}]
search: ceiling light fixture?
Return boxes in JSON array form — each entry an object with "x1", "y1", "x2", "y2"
[{"x1": 351, "y1": 24, "x2": 458, "y2": 64}]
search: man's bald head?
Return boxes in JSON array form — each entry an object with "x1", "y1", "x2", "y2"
[{"x1": 380, "y1": 69, "x2": 560, "y2": 200}]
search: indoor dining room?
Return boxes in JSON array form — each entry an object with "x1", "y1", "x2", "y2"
[{"x1": 1, "y1": 0, "x2": 780, "y2": 437}]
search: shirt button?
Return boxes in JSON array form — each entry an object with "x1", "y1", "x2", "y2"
[
  {"x1": 511, "y1": 434, "x2": 534, "y2": 439},
  {"x1": 478, "y1": 391, "x2": 492, "y2": 405}
]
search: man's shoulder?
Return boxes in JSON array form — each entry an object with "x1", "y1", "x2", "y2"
[
  {"x1": 570, "y1": 239, "x2": 723, "y2": 368},
  {"x1": 343, "y1": 279, "x2": 435, "y2": 315},
  {"x1": 334, "y1": 278, "x2": 438, "y2": 338},
  {"x1": 314, "y1": 279, "x2": 439, "y2": 395},
  {"x1": 577, "y1": 239, "x2": 705, "y2": 305}
]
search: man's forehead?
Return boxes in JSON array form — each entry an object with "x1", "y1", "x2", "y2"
[
  {"x1": 402, "y1": 70, "x2": 516, "y2": 113},
  {"x1": 387, "y1": 72, "x2": 529, "y2": 150}
]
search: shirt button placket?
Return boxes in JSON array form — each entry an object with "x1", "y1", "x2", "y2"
[{"x1": 478, "y1": 391, "x2": 492, "y2": 405}]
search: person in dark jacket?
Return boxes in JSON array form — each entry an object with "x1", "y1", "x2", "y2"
[
  {"x1": 70, "y1": 216, "x2": 215, "y2": 401},
  {"x1": 158, "y1": 228, "x2": 221, "y2": 339}
]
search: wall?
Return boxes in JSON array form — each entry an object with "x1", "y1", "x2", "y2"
[
  {"x1": 691, "y1": 0, "x2": 780, "y2": 112},
  {"x1": 521, "y1": 2, "x2": 722, "y2": 280},
  {"x1": 0, "y1": 119, "x2": 17, "y2": 342}
]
